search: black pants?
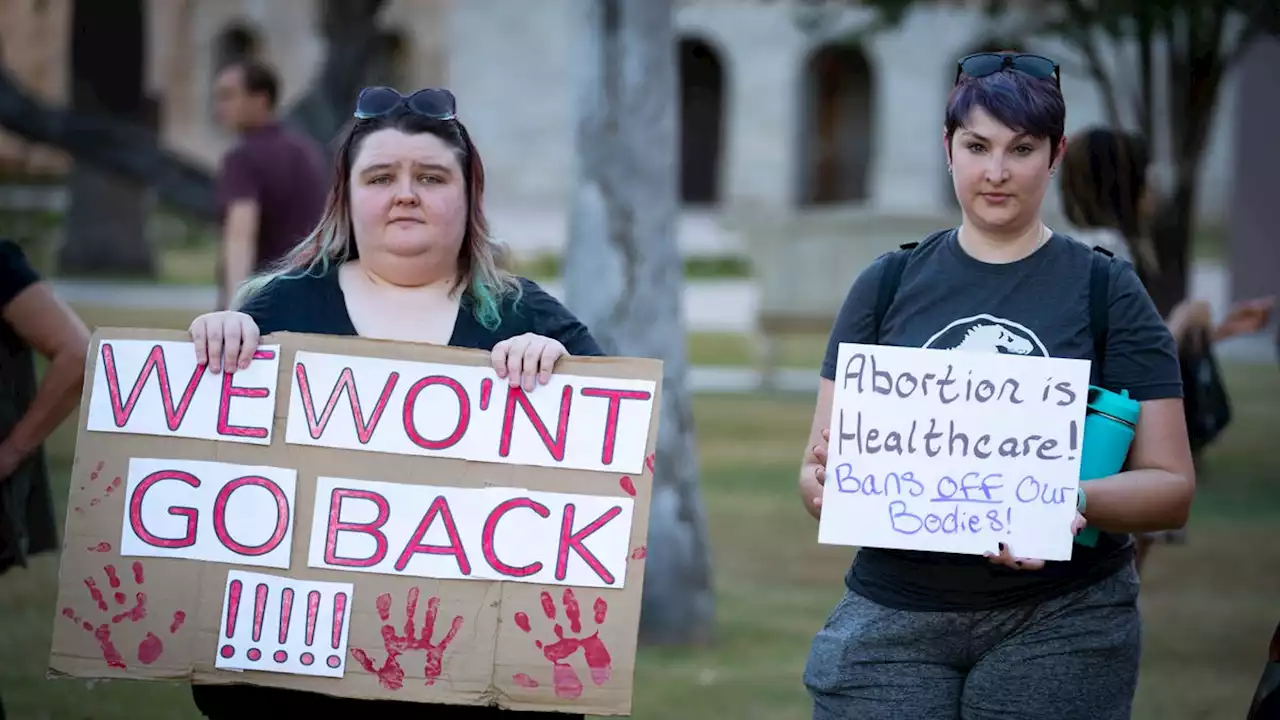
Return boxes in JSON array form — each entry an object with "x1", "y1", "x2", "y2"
[{"x1": 192, "y1": 685, "x2": 581, "y2": 719}]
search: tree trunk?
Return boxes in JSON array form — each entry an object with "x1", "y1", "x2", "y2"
[
  {"x1": 1147, "y1": 6, "x2": 1227, "y2": 315},
  {"x1": 58, "y1": 0, "x2": 157, "y2": 278},
  {"x1": 284, "y1": 0, "x2": 390, "y2": 155},
  {"x1": 563, "y1": 0, "x2": 716, "y2": 645}
]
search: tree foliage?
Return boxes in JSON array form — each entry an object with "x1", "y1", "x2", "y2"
[{"x1": 803, "y1": 0, "x2": 1277, "y2": 312}]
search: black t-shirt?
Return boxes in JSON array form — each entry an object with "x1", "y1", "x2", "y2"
[
  {"x1": 820, "y1": 231, "x2": 1182, "y2": 612},
  {"x1": 192, "y1": 266, "x2": 599, "y2": 719},
  {"x1": 0, "y1": 239, "x2": 59, "y2": 575}
]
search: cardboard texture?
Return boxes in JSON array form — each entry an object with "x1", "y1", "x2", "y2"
[{"x1": 47, "y1": 328, "x2": 662, "y2": 716}]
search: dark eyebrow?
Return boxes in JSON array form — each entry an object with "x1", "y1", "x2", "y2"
[
  {"x1": 360, "y1": 161, "x2": 453, "y2": 175},
  {"x1": 959, "y1": 130, "x2": 1037, "y2": 144}
]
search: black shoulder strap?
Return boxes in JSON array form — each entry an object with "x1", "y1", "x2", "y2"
[
  {"x1": 1088, "y1": 245, "x2": 1113, "y2": 383},
  {"x1": 873, "y1": 229, "x2": 952, "y2": 342}
]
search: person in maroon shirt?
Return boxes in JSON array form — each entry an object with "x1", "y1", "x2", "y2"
[{"x1": 213, "y1": 59, "x2": 327, "y2": 310}]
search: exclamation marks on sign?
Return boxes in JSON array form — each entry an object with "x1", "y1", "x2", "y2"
[
  {"x1": 219, "y1": 579, "x2": 242, "y2": 659},
  {"x1": 273, "y1": 588, "x2": 294, "y2": 664},
  {"x1": 299, "y1": 590, "x2": 320, "y2": 667},
  {"x1": 327, "y1": 592, "x2": 348, "y2": 669},
  {"x1": 217, "y1": 572, "x2": 354, "y2": 673},
  {"x1": 246, "y1": 583, "x2": 268, "y2": 661}
]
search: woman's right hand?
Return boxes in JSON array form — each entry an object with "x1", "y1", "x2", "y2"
[
  {"x1": 799, "y1": 428, "x2": 830, "y2": 520},
  {"x1": 189, "y1": 311, "x2": 260, "y2": 374}
]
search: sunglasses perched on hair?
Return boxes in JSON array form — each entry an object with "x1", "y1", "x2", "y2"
[
  {"x1": 353, "y1": 86, "x2": 458, "y2": 121},
  {"x1": 955, "y1": 52, "x2": 1061, "y2": 88}
]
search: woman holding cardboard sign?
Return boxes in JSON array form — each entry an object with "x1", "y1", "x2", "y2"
[
  {"x1": 186, "y1": 87, "x2": 599, "y2": 718},
  {"x1": 798, "y1": 52, "x2": 1195, "y2": 720}
]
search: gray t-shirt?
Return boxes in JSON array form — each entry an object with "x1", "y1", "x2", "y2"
[{"x1": 820, "y1": 230, "x2": 1182, "y2": 612}]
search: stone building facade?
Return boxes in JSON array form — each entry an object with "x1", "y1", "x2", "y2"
[{"x1": 0, "y1": 0, "x2": 1243, "y2": 256}]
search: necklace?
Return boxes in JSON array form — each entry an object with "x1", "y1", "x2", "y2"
[{"x1": 1035, "y1": 223, "x2": 1051, "y2": 249}]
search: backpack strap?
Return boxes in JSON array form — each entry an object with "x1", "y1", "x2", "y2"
[
  {"x1": 873, "y1": 229, "x2": 952, "y2": 342},
  {"x1": 1088, "y1": 245, "x2": 1113, "y2": 384}
]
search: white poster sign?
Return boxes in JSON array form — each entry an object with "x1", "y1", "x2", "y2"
[
  {"x1": 308, "y1": 476, "x2": 635, "y2": 589},
  {"x1": 215, "y1": 570, "x2": 355, "y2": 678},
  {"x1": 817, "y1": 343, "x2": 1091, "y2": 561},
  {"x1": 86, "y1": 339, "x2": 281, "y2": 445},
  {"x1": 284, "y1": 351, "x2": 657, "y2": 474}
]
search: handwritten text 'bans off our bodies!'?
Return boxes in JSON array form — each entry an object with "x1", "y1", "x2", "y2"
[
  {"x1": 116, "y1": 457, "x2": 634, "y2": 589},
  {"x1": 83, "y1": 340, "x2": 658, "y2": 474},
  {"x1": 818, "y1": 343, "x2": 1091, "y2": 561}
]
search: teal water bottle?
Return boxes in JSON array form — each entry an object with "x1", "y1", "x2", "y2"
[{"x1": 1075, "y1": 386, "x2": 1141, "y2": 547}]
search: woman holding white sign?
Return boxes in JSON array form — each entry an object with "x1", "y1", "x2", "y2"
[
  {"x1": 186, "y1": 87, "x2": 599, "y2": 718},
  {"x1": 798, "y1": 52, "x2": 1195, "y2": 720}
]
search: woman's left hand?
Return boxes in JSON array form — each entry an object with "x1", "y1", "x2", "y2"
[
  {"x1": 985, "y1": 513, "x2": 1087, "y2": 571},
  {"x1": 491, "y1": 333, "x2": 569, "y2": 391}
]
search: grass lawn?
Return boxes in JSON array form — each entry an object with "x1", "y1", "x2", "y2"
[{"x1": 2, "y1": 309, "x2": 1277, "y2": 719}]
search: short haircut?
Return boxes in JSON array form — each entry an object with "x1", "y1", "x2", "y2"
[
  {"x1": 944, "y1": 69, "x2": 1066, "y2": 162},
  {"x1": 230, "y1": 59, "x2": 279, "y2": 109}
]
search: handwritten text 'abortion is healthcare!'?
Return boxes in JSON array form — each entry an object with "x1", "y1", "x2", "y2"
[
  {"x1": 818, "y1": 343, "x2": 1090, "y2": 561},
  {"x1": 51, "y1": 330, "x2": 658, "y2": 711}
]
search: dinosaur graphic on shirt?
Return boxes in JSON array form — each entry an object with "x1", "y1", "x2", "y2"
[
  {"x1": 953, "y1": 323, "x2": 1036, "y2": 354},
  {"x1": 922, "y1": 314, "x2": 1047, "y2": 357}
]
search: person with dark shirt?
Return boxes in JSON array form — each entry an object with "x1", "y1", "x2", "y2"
[
  {"x1": 797, "y1": 53, "x2": 1195, "y2": 720},
  {"x1": 0, "y1": 240, "x2": 90, "y2": 720},
  {"x1": 1059, "y1": 126, "x2": 1274, "y2": 573},
  {"x1": 213, "y1": 59, "x2": 327, "y2": 310},
  {"x1": 185, "y1": 87, "x2": 601, "y2": 719}
]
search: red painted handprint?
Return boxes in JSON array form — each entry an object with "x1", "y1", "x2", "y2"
[
  {"x1": 73, "y1": 460, "x2": 122, "y2": 517},
  {"x1": 350, "y1": 587, "x2": 465, "y2": 690},
  {"x1": 512, "y1": 588, "x2": 613, "y2": 699},
  {"x1": 61, "y1": 561, "x2": 187, "y2": 669}
]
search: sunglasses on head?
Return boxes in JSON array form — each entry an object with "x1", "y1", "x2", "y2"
[
  {"x1": 955, "y1": 52, "x2": 1060, "y2": 88},
  {"x1": 353, "y1": 86, "x2": 458, "y2": 121}
]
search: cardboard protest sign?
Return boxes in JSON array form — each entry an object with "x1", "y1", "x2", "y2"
[
  {"x1": 48, "y1": 328, "x2": 661, "y2": 716},
  {"x1": 818, "y1": 343, "x2": 1091, "y2": 561}
]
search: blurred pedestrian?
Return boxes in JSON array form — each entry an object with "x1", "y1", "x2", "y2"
[
  {"x1": 212, "y1": 59, "x2": 327, "y2": 310},
  {"x1": 1059, "y1": 126, "x2": 1275, "y2": 573},
  {"x1": 0, "y1": 239, "x2": 91, "y2": 720}
]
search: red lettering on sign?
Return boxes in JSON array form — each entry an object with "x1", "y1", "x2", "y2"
[
  {"x1": 216, "y1": 349, "x2": 277, "y2": 439},
  {"x1": 323, "y1": 488, "x2": 391, "y2": 568},
  {"x1": 556, "y1": 504, "x2": 623, "y2": 585},
  {"x1": 481, "y1": 498, "x2": 551, "y2": 578},
  {"x1": 212, "y1": 475, "x2": 291, "y2": 557},
  {"x1": 294, "y1": 363, "x2": 398, "y2": 444},
  {"x1": 127, "y1": 470, "x2": 200, "y2": 549},
  {"x1": 499, "y1": 385, "x2": 574, "y2": 462},
  {"x1": 580, "y1": 387, "x2": 652, "y2": 466},
  {"x1": 402, "y1": 376, "x2": 471, "y2": 450},
  {"x1": 394, "y1": 496, "x2": 471, "y2": 575},
  {"x1": 101, "y1": 343, "x2": 205, "y2": 430}
]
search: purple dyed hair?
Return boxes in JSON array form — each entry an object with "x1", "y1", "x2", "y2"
[{"x1": 945, "y1": 70, "x2": 1066, "y2": 162}]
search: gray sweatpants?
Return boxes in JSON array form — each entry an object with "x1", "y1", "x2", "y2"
[{"x1": 803, "y1": 563, "x2": 1142, "y2": 720}]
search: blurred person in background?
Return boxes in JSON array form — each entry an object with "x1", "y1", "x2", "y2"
[
  {"x1": 0, "y1": 239, "x2": 91, "y2": 720},
  {"x1": 1059, "y1": 126, "x2": 1274, "y2": 574},
  {"x1": 798, "y1": 52, "x2": 1194, "y2": 720},
  {"x1": 212, "y1": 59, "x2": 327, "y2": 311},
  {"x1": 187, "y1": 86, "x2": 602, "y2": 719}
]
